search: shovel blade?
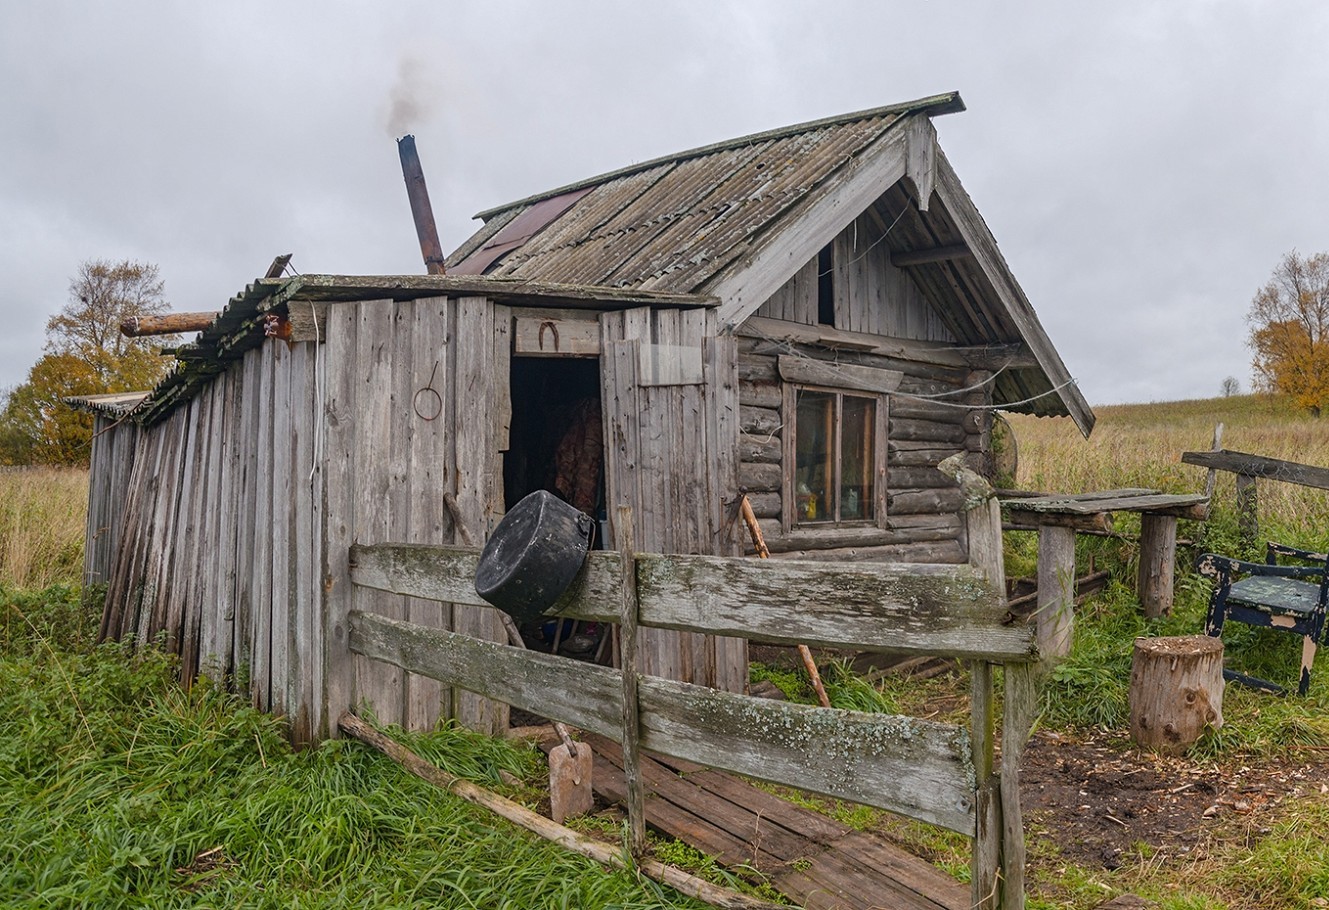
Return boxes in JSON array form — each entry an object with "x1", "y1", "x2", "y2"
[{"x1": 549, "y1": 742, "x2": 593, "y2": 824}]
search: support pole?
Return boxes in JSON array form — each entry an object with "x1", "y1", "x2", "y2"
[
  {"x1": 615, "y1": 505, "x2": 647, "y2": 857},
  {"x1": 739, "y1": 494, "x2": 831, "y2": 709}
]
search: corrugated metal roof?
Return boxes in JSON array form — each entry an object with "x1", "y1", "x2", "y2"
[{"x1": 449, "y1": 93, "x2": 965, "y2": 293}]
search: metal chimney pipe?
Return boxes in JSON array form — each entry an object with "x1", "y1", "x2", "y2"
[{"x1": 397, "y1": 135, "x2": 447, "y2": 275}]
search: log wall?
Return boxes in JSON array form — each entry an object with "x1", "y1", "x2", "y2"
[{"x1": 735, "y1": 336, "x2": 989, "y2": 564}]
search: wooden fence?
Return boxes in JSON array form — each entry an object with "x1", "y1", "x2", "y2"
[{"x1": 347, "y1": 536, "x2": 1036, "y2": 910}]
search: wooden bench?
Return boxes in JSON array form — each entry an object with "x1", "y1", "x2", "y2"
[{"x1": 1197, "y1": 542, "x2": 1329, "y2": 696}]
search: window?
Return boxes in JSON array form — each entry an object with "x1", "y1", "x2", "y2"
[{"x1": 790, "y1": 387, "x2": 881, "y2": 526}]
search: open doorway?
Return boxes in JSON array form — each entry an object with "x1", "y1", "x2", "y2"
[{"x1": 503, "y1": 356, "x2": 609, "y2": 665}]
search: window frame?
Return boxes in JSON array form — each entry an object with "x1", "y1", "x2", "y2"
[{"x1": 781, "y1": 382, "x2": 888, "y2": 532}]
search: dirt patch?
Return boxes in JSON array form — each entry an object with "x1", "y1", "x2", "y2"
[{"x1": 1019, "y1": 729, "x2": 1329, "y2": 870}]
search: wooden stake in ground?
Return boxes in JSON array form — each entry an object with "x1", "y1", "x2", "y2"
[
  {"x1": 1129, "y1": 635, "x2": 1224, "y2": 755},
  {"x1": 738, "y1": 494, "x2": 831, "y2": 709},
  {"x1": 338, "y1": 712, "x2": 782, "y2": 910},
  {"x1": 496, "y1": 612, "x2": 592, "y2": 824}
]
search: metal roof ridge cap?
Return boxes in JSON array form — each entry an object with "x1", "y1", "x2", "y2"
[{"x1": 471, "y1": 91, "x2": 965, "y2": 222}]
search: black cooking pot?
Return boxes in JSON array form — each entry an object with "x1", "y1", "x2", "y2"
[{"x1": 475, "y1": 490, "x2": 595, "y2": 624}]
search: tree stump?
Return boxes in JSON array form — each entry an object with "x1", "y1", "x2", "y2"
[{"x1": 1129, "y1": 636, "x2": 1224, "y2": 755}]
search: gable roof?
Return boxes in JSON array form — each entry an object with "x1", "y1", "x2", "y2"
[{"x1": 449, "y1": 92, "x2": 1094, "y2": 435}]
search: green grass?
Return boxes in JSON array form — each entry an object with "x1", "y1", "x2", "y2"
[{"x1": 0, "y1": 586, "x2": 713, "y2": 909}]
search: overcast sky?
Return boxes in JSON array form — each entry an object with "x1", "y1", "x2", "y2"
[{"x1": 2, "y1": 1, "x2": 1325, "y2": 408}]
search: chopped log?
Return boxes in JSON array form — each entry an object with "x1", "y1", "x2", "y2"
[
  {"x1": 120, "y1": 312, "x2": 218, "y2": 337},
  {"x1": 338, "y1": 713, "x2": 782, "y2": 910},
  {"x1": 1129, "y1": 636, "x2": 1224, "y2": 755}
]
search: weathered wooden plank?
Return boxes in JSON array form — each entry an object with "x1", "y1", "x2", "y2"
[
  {"x1": 405, "y1": 296, "x2": 450, "y2": 731},
  {"x1": 1035, "y1": 524, "x2": 1076, "y2": 660},
  {"x1": 348, "y1": 609, "x2": 977, "y2": 834},
  {"x1": 1005, "y1": 492, "x2": 1207, "y2": 515},
  {"x1": 451, "y1": 295, "x2": 507, "y2": 734},
  {"x1": 352, "y1": 298, "x2": 404, "y2": 727},
  {"x1": 890, "y1": 418, "x2": 968, "y2": 444},
  {"x1": 319, "y1": 301, "x2": 360, "y2": 737},
  {"x1": 271, "y1": 272, "x2": 718, "y2": 310},
  {"x1": 232, "y1": 350, "x2": 262, "y2": 685},
  {"x1": 636, "y1": 553, "x2": 1030, "y2": 661},
  {"x1": 289, "y1": 342, "x2": 316, "y2": 744},
  {"x1": 969, "y1": 661, "x2": 999, "y2": 910},
  {"x1": 738, "y1": 461, "x2": 781, "y2": 493},
  {"x1": 251, "y1": 340, "x2": 276, "y2": 710},
  {"x1": 267, "y1": 343, "x2": 293, "y2": 714},
  {"x1": 889, "y1": 487, "x2": 967, "y2": 515},
  {"x1": 769, "y1": 539, "x2": 966, "y2": 564},
  {"x1": 181, "y1": 391, "x2": 215, "y2": 684},
  {"x1": 777, "y1": 354, "x2": 903, "y2": 395},
  {"x1": 1181, "y1": 448, "x2": 1329, "y2": 490}
]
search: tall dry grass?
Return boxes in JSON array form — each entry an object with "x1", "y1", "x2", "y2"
[
  {"x1": 1007, "y1": 394, "x2": 1329, "y2": 543},
  {"x1": 0, "y1": 467, "x2": 87, "y2": 589}
]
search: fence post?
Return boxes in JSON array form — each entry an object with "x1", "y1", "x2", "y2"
[
  {"x1": 616, "y1": 505, "x2": 647, "y2": 857},
  {"x1": 970, "y1": 661, "x2": 1000, "y2": 910},
  {"x1": 1000, "y1": 661, "x2": 1037, "y2": 909}
]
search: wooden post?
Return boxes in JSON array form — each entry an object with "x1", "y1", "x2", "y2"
[
  {"x1": 1137, "y1": 513, "x2": 1178, "y2": 618},
  {"x1": 1129, "y1": 636, "x2": 1224, "y2": 755},
  {"x1": 1000, "y1": 662, "x2": 1037, "y2": 910},
  {"x1": 969, "y1": 661, "x2": 1000, "y2": 910},
  {"x1": 1236, "y1": 474, "x2": 1258, "y2": 548},
  {"x1": 1035, "y1": 524, "x2": 1076, "y2": 659},
  {"x1": 616, "y1": 505, "x2": 647, "y2": 857}
]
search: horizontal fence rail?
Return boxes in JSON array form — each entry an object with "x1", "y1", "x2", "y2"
[
  {"x1": 349, "y1": 543, "x2": 1034, "y2": 661},
  {"x1": 350, "y1": 609, "x2": 977, "y2": 833}
]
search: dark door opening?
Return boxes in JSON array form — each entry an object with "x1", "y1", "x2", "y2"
[{"x1": 503, "y1": 355, "x2": 608, "y2": 668}]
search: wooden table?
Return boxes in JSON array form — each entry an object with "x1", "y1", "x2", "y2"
[{"x1": 1001, "y1": 489, "x2": 1209, "y2": 659}]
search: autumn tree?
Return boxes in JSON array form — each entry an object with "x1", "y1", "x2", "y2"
[
  {"x1": 0, "y1": 260, "x2": 176, "y2": 465},
  {"x1": 1247, "y1": 250, "x2": 1329, "y2": 416}
]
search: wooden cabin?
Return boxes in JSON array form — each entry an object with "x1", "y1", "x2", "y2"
[{"x1": 80, "y1": 91, "x2": 1093, "y2": 743}]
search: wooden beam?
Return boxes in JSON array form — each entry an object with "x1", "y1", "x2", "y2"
[
  {"x1": 777, "y1": 354, "x2": 902, "y2": 394},
  {"x1": 259, "y1": 274, "x2": 718, "y2": 311},
  {"x1": 890, "y1": 243, "x2": 972, "y2": 267},
  {"x1": 120, "y1": 312, "x2": 219, "y2": 337},
  {"x1": 1181, "y1": 449, "x2": 1329, "y2": 491},
  {"x1": 349, "y1": 543, "x2": 1035, "y2": 661}
]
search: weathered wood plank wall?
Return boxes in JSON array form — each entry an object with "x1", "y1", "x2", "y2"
[
  {"x1": 99, "y1": 293, "x2": 512, "y2": 742},
  {"x1": 84, "y1": 414, "x2": 142, "y2": 589}
]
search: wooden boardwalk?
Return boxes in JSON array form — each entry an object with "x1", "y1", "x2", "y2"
[{"x1": 548, "y1": 735, "x2": 967, "y2": 910}]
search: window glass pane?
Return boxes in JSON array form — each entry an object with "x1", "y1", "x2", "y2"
[
  {"x1": 795, "y1": 390, "x2": 833, "y2": 523},
  {"x1": 840, "y1": 395, "x2": 875, "y2": 521}
]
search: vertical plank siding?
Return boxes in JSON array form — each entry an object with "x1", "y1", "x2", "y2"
[{"x1": 601, "y1": 307, "x2": 746, "y2": 691}]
